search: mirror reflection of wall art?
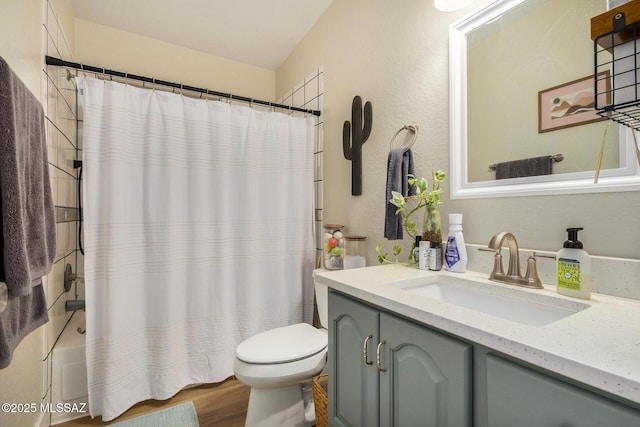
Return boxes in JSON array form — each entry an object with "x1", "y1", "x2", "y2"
[{"x1": 538, "y1": 71, "x2": 610, "y2": 133}]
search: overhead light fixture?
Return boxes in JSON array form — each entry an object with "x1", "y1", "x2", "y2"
[{"x1": 434, "y1": 0, "x2": 473, "y2": 12}]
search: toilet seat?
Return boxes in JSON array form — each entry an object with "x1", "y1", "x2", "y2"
[
  {"x1": 236, "y1": 323, "x2": 327, "y2": 364},
  {"x1": 233, "y1": 346, "x2": 327, "y2": 388},
  {"x1": 234, "y1": 323, "x2": 328, "y2": 389}
]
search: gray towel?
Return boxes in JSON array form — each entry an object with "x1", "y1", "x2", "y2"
[
  {"x1": 0, "y1": 56, "x2": 56, "y2": 297},
  {"x1": 495, "y1": 155, "x2": 552, "y2": 180},
  {"x1": 384, "y1": 147, "x2": 415, "y2": 240},
  {"x1": 0, "y1": 282, "x2": 48, "y2": 369},
  {"x1": 0, "y1": 57, "x2": 52, "y2": 369}
]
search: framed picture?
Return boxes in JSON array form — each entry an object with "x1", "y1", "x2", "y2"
[{"x1": 538, "y1": 72, "x2": 610, "y2": 133}]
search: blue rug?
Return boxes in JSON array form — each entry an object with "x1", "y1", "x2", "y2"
[{"x1": 108, "y1": 402, "x2": 200, "y2": 427}]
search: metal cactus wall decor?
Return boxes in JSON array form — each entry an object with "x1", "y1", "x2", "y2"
[{"x1": 343, "y1": 95, "x2": 372, "y2": 196}]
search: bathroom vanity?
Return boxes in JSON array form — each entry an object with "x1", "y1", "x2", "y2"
[{"x1": 314, "y1": 265, "x2": 640, "y2": 427}]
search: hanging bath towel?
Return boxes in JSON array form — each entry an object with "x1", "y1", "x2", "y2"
[
  {"x1": 384, "y1": 146, "x2": 415, "y2": 240},
  {"x1": 495, "y1": 155, "x2": 552, "y2": 179},
  {"x1": 0, "y1": 57, "x2": 54, "y2": 369}
]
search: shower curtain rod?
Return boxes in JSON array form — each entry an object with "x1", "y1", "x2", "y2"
[{"x1": 45, "y1": 55, "x2": 322, "y2": 117}]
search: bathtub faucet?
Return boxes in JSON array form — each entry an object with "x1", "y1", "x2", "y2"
[{"x1": 65, "y1": 299, "x2": 85, "y2": 312}]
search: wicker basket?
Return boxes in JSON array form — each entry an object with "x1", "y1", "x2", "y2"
[{"x1": 312, "y1": 373, "x2": 328, "y2": 427}]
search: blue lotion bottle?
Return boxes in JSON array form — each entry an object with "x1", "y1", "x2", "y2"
[{"x1": 445, "y1": 214, "x2": 467, "y2": 273}]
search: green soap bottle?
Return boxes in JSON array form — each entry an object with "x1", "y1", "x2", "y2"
[{"x1": 557, "y1": 227, "x2": 591, "y2": 299}]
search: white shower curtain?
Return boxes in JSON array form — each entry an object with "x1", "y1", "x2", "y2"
[{"x1": 80, "y1": 77, "x2": 316, "y2": 420}]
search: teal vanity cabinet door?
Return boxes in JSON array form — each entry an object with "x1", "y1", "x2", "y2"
[
  {"x1": 328, "y1": 290, "x2": 473, "y2": 427},
  {"x1": 328, "y1": 291, "x2": 380, "y2": 427},
  {"x1": 485, "y1": 354, "x2": 640, "y2": 427},
  {"x1": 378, "y1": 313, "x2": 472, "y2": 427}
]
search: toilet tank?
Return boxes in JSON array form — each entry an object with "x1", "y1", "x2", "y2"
[{"x1": 313, "y1": 272, "x2": 329, "y2": 329}]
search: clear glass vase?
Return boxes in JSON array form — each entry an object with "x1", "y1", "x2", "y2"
[
  {"x1": 421, "y1": 205, "x2": 442, "y2": 244},
  {"x1": 422, "y1": 205, "x2": 443, "y2": 270}
]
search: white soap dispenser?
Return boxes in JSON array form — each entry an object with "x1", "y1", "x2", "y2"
[{"x1": 557, "y1": 227, "x2": 591, "y2": 299}]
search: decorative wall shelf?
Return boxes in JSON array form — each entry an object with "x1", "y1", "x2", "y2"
[{"x1": 593, "y1": 0, "x2": 640, "y2": 130}]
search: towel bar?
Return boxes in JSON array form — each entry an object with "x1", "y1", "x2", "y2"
[{"x1": 489, "y1": 153, "x2": 564, "y2": 170}]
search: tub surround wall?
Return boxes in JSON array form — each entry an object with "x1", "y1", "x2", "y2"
[
  {"x1": 42, "y1": 0, "x2": 85, "y2": 426},
  {"x1": 277, "y1": 68, "x2": 325, "y2": 260},
  {"x1": 44, "y1": 0, "x2": 81, "y2": 358}
]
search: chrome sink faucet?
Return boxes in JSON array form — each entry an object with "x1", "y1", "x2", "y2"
[{"x1": 482, "y1": 231, "x2": 545, "y2": 289}]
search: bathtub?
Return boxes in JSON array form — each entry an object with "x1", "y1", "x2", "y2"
[{"x1": 51, "y1": 312, "x2": 88, "y2": 425}]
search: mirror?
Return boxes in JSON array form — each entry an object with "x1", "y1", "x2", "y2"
[{"x1": 449, "y1": 0, "x2": 640, "y2": 198}]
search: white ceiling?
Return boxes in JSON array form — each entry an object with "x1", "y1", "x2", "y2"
[{"x1": 70, "y1": 0, "x2": 333, "y2": 70}]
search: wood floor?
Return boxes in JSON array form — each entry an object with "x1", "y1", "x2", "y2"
[{"x1": 56, "y1": 377, "x2": 250, "y2": 427}]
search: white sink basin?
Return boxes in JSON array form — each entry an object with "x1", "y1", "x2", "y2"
[{"x1": 387, "y1": 275, "x2": 590, "y2": 327}]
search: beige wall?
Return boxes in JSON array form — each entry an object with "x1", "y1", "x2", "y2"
[
  {"x1": 74, "y1": 19, "x2": 276, "y2": 102},
  {"x1": 0, "y1": 0, "x2": 42, "y2": 96},
  {"x1": 276, "y1": 0, "x2": 640, "y2": 261}
]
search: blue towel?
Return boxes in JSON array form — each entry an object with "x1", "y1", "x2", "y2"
[{"x1": 384, "y1": 147, "x2": 415, "y2": 240}]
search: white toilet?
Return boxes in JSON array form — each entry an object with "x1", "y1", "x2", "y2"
[{"x1": 233, "y1": 277, "x2": 329, "y2": 427}]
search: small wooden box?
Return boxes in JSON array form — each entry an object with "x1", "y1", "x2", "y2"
[{"x1": 591, "y1": 0, "x2": 640, "y2": 50}]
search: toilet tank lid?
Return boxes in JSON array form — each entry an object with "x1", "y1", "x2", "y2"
[{"x1": 236, "y1": 323, "x2": 328, "y2": 364}]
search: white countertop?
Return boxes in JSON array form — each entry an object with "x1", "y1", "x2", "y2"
[{"x1": 314, "y1": 264, "x2": 640, "y2": 405}]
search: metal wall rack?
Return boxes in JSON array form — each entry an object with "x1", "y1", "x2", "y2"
[{"x1": 593, "y1": 3, "x2": 640, "y2": 131}]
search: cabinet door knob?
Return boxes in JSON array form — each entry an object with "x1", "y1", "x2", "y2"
[
  {"x1": 363, "y1": 334, "x2": 373, "y2": 365},
  {"x1": 376, "y1": 340, "x2": 387, "y2": 372}
]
